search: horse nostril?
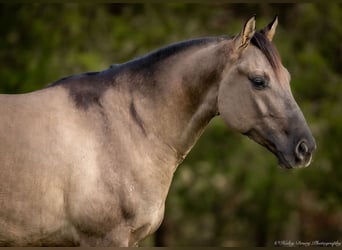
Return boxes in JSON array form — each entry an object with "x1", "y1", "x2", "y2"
[{"x1": 295, "y1": 140, "x2": 309, "y2": 161}]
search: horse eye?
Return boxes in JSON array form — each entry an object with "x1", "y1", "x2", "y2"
[{"x1": 249, "y1": 76, "x2": 268, "y2": 90}]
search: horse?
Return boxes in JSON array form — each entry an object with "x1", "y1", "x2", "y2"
[{"x1": 0, "y1": 16, "x2": 315, "y2": 246}]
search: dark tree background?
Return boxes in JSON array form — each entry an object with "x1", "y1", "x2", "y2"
[{"x1": 0, "y1": 3, "x2": 341, "y2": 247}]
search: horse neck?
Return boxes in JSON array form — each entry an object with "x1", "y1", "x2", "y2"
[{"x1": 126, "y1": 39, "x2": 229, "y2": 163}]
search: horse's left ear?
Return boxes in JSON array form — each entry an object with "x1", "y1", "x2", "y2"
[{"x1": 261, "y1": 15, "x2": 278, "y2": 41}]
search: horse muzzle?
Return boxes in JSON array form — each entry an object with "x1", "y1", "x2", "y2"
[
  {"x1": 274, "y1": 136, "x2": 316, "y2": 169},
  {"x1": 293, "y1": 138, "x2": 316, "y2": 167},
  {"x1": 244, "y1": 129, "x2": 316, "y2": 169}
]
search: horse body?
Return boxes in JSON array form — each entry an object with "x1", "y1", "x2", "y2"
[
  {"x1": 0, "y1": 38, "x2": 225, "y2": 246},
  {"x1": 0, "y1": 82, "x2": 168, "y2": 246},
  {"x1": 0, "y1": 17, "x2": 316, "y2": 246},
  {"x1": 0, "y1": 88, "x2": 75, "y2": 245}
]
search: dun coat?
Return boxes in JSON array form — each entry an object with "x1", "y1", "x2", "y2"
[{"x1": 0, "y1": 16, "x2": 315, "y2": 246}]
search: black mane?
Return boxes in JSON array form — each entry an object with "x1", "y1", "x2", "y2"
[
  {"x1": 50, "y1": 36, "x2": 226, "y2": 87},
  {"x1": 122, "y1": 36, "x2": 227, "y2": 71}
]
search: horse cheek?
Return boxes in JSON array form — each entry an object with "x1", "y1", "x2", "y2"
[{"x1": 218, "y1": 83, "x2": 252, "y2": 133}]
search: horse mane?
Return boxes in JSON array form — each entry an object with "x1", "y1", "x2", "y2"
[
  {"x1": 251, "y1": 31, "x2": 282, "y2": 73},
  {"x1": 49, "y1": 36, "x2": 226, "y2": 87},
  {"x1": 123, "y1": 36, "x2": 227, "y2": 71},
  {"x1": 123, "y1": 33, "x2": 282, "y2": 78}
]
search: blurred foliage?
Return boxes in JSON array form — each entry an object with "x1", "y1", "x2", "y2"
[{"x1": 0, "y1": 3, "x2": 341, "y2": 247}]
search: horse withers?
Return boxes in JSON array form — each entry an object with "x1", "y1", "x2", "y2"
[{"x1": 0, "y1": 16, "x2": 315, "y2": 246}]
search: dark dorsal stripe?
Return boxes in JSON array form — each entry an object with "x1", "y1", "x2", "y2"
[{"x1": 48, "y1": 70, "x2": 114, "y2": 110}]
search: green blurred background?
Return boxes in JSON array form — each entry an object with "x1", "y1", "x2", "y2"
[{"x1": 0, "y1": 3, "x2": 341, "y2": 247}]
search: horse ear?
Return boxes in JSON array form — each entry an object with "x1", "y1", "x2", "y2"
[
  {"x1": 261, "y1": 15, "x2": 278, "y2": 41},
  {"x1": 234, "y1": 15, "x2": 256, "y2": 50}
]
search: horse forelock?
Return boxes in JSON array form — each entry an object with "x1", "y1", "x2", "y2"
[{"x1": 251, "y1": 32, "x2": 283, "y2": 78}]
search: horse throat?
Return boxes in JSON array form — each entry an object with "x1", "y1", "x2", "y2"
[{"x1": 177, "y1": 83, "x2": 219, "y2": 160}]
